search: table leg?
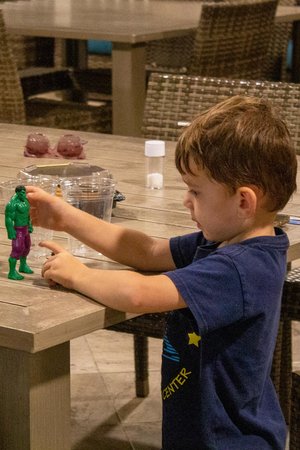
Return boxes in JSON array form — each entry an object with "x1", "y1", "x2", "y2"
[
  {"x1": 36, "y1": 38, "x2": 55, "y2": 67},
  {"x1": 292, "y1": 20, "x2": 300, "y2": 83},
  {"x1": 0, "y1": 342, "x2": 71, "y2": 450},
  {"x1": 112, "y1": 43, "x2": 146, "y2": 137},
  {"x1": 65, "y1": 39, "x2": 88, "y2": 70},
  {"x1": 61, "y1": 39, "x2": 88, "y2": 102}
]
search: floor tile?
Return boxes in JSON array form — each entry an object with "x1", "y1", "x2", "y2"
[
  {"x1": 71, "y1": 373, "x2": 110, "y2": 401},
  {"x1": 85, "y1": 330, "x2": 135, "y2": 373},
  {"x1": 85, "y1": 330, "x2": 162, "y2": 373},
  {"x1": 71, "y1": 336, "x2": 98, "y2": 374},
  {"x1": 101, "y1": 371, "x2": 162, "y2": 424},
  {"x1": 71, "y1": 332, "x2": 162, "y2": 449},
  {"x1": 71, "y1": 424, "x2": 133, "y2": 450},
  {"x1": 124, "y1": 423, "x2": 162, "y2": 450}
]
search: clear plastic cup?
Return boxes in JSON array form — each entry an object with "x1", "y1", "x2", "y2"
[{"x1": 60, "y1": 176, "x2": 116, "y2": 257}]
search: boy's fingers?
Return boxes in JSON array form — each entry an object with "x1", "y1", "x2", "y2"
[
  {"x1": 39, "y1": 240, "x2": 65, "y2": 254},
  {"x1": 25, "y1": 185, "x2": 35, "y2": 192},
  {"x1": 25, "y1": 185, "x2": 40, "y2": 197}
]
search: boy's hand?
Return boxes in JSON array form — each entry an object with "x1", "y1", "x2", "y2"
[
  {"x1": 40, "y1": 241, "x2": 88, "y2": 290},
  {"x1": 26, "y1": 186, "x2": 69, "y2": 232}
]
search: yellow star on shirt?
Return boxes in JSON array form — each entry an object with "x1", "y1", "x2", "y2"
[{"x1": 188, "y1": 332, "x2": 201, "y2": 347}]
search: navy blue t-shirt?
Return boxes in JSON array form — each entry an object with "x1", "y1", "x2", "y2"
[{"x1": 163, "y1": 229, "x2": 288, "y2": 450}]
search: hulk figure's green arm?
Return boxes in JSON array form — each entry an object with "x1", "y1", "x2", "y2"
[{"x1": 5, "y1": 200, "x2": 16, "y2": 240}]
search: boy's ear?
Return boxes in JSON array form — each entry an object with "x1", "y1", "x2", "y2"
[{"x1": 236, "y1": 187, "x2": 257, "y2": 218}]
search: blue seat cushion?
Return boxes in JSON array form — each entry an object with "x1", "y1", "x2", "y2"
[
  {"x1": 88, "y1": 40, "x2": 112, "y2": 55},
  {"x1": 287, "y1": 39, "x2": 293, "y2": 70}
]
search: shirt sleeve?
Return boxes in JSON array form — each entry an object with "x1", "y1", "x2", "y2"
[
  {"x1": 170, "y1": 232, "x2": 208, "y2": 267},
  {"x1": 165, "y1": 253, "x2": 244, "y2": 335}
]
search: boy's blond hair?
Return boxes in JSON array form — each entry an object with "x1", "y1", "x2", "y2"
[{"x1": 175, "y1": 96, "x2": 297, "y2": 211}]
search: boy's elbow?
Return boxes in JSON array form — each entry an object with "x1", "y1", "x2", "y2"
[{"x1": 122, "y1": 283, "x2": 149, "y2": 313}]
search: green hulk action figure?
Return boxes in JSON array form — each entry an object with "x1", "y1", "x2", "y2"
[{"x1": 5, "y1": 185, "x2": 34, "y2": 280}]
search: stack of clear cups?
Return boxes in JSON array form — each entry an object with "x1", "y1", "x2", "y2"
[{"x1": 60, "y1": 175, "x2": 116, "y2": 257}]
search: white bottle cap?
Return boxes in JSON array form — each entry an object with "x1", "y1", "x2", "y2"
[{"x1": 145, "y1": 140, "x2": 165, "y2": 157}]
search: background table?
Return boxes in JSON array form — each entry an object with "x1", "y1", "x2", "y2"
[{"x1": 3, "y1": 1, "x2": 300, "y2": 136}]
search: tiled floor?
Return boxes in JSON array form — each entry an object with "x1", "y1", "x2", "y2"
[
  {"x1": 71, "y1": 322, "x2": 300, "y2": 450},
  {"x1": 71, "y1": 329, "x2": 162, "y2": 450}
]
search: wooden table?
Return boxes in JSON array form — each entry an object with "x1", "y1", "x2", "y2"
[
  {"x1": 3, "y1": 1, "x2": 300, "y2": 137},
  {"x1": 0, "y1": 122, "x2": 299, "y2": 449}
]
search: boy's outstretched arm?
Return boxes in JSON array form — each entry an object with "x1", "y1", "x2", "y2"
[
  {"x1": 26, "y1": 186, "x2": 176, "y2": 272},
  {"x1": 41, "y1": 241, "x2": 186, "y2": 313}
]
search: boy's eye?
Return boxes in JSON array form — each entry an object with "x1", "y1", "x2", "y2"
[{"x1": 188, "y1": 189, "x2": 199, "y2": 197}]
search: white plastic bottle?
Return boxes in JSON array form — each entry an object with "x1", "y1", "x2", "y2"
[{"x1": 144, "y1": 140, "x2": 165, "y2": 189}]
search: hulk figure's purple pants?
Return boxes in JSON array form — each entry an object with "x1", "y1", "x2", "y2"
[{"x1": 10, "y1": 226, "x2": 31, "y2": 259}]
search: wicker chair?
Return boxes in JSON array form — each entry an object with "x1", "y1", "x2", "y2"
[
  {"x1": 0, "y1": 10, "x2": 25, "y2": 125},
  {"x1": 263, "y1": 0, "x2": 296, "y2": 81},
  {"x1": 109, "y1": 74, "x2": 300, "y2": 426},
  {"x1": 290, "y1": 371, "x2": 300, "y2": 450},
  {"x1": 142, "y1": 72, "x2": 300, "y2": 155},
  {"x1": 280, "y1": 267, "x2": 300, "y2": 426},
  {"x1": 146, "y1": 0, "x2": 278, "y2": 78},
  {"x1": 145, "y1": 0, "x2": 202, "y2": 73},
  {"x1": 0, "y1": 10, "x2": 111, "y2": 133},
  {"x1": 189, "y1": 0, "x2": 277, "y2": 78},
  {"x1": 7, "y1": 34, "x2": 84, "y2": 102},
  {"x1": 8, "y1": 35, "x2": 55, "y2": 71}
]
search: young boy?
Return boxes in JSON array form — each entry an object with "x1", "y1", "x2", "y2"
[{"x1": 26, "y1": 96, "x2": 297, "y2": 450}]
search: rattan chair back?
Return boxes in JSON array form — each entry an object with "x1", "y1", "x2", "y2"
[
  {"x1": 0, "y1": 9, "x2": 111, "y2": 133},
  {"x1": 264, "y1": 0, "x2": 296, "y2": 81},
  {"x1": 0, "y1": 9, "x2": 26, "y2": 124},
  {"x1": 190, "y1": 0, "x2": 278, "y2": 78},
  {"x1": 8, "y1": 36, "x2": 38, "y2": 71},
  {"x1": 142, "y1": 73, "x2": 300, "y2": 154},
  {"x1": 146, "y1": 0, "x2": 277, "y2": 78},
  {"x1": 146, "y1": 0, "x2": 202, "y2": 71},
  {"x1": 290, "y1": 371, "x2": 300, "y2": 450},
  {"x1": 146, "y1": 34, "x2": 194, "y2": 72}
]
